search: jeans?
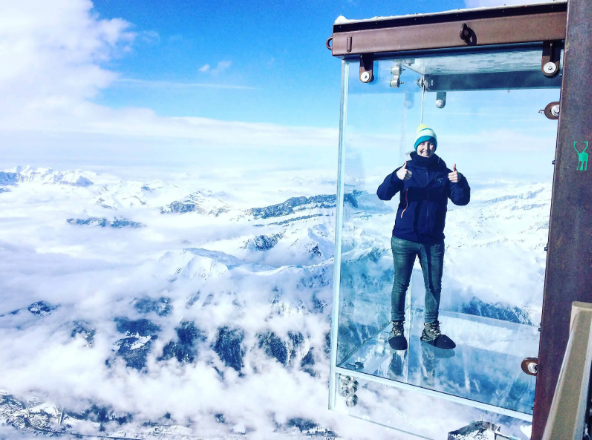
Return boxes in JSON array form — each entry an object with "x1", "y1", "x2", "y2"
[{"x1": 390, "y1": 236, "x2": 445, "y2": 324}]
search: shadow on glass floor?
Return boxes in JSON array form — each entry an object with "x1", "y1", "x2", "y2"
[{"x1": 337, "y1": 308, "x2": 538, "y2": 415}]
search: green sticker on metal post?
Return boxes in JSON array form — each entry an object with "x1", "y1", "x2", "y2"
[{"x1": 574, "y1": 141, "x2": 589, "y2": 171}]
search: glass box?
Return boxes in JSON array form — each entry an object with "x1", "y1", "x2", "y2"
[{"x1": 329, "y1": 47, "x2": 561, "y2": 439}]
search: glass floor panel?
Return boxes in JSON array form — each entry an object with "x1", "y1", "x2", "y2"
[{"x1": 337, "y1": 309, "x2": 538, "y2": 415}]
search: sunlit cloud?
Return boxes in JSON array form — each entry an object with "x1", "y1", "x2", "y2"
[{"x1": 0, "y1": 0, "x2": 134, "y2": 110}]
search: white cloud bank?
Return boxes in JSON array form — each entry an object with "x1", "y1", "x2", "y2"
[{"x1": 0, "y1": 167, "x2": 540, "y2": 439}]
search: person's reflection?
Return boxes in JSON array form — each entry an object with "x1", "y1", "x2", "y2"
[
  {"x1": 377, "y1": 124, "x2": 470, "y2": 351},
  {"x1": 420, "y1": 340, "x2": 456, "y2": 388},
  {"x1": 388, "y1": 351, "x2": 406, "y2": 378},
  {"x1": 420, "y1": 342, "x2": 437, "y2": 387}
]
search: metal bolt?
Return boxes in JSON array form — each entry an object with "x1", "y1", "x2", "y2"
[
  {"x1": 521, "y1": 357, "x2": 539, "y2": 376},
  {"x1": 551, "y1": 104, "x2": 560, "y2": 117},
  {"x1": 436, "y1": 91, "x2": 447, "y2": 109},
  {"x1": 339, "y1": 386, "x2": 352, "y2": 397},
  {"x1": 528, "y1": 363, "x2": 538, "y2": 375},
  {"x1": 552, "y1": 160, "x2": 556, "y2": 165},
  {"x1": 544, "y1": 245, "x2": 548, "y2": 251},
  {"x1": 340, "y1": 380, "x2": 358, "y2": 393},
  {"x1": 360, "y1": 71, "x2": 372, "y2": 83},
  {"x1": 543, "y1": 62, "x2": 558, "y2": 75},
  {"x1": 390, "y1": 78, "x2": 401, "y2": 88},
  {"x1": 345, "y1": 394, "x2": 358, "y2": 407},
  {"x1": 344, "y1": 380, "x2": 359, "y2": 393},
  {"x1": 340, "y1": 375, "x2": 353, "y2": 385},
  {"x1": 391, "y1": 66, "x2": 401, "y2": 76}
]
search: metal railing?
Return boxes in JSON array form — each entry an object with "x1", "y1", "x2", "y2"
[{"x1": 542, "y1": 302, "x2": 592, "y2": 440}]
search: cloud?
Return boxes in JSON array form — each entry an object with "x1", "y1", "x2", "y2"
[
  {"x1": 200, "y1": 60, "x2": 232, "y2": 75},
  {"x1": 138, "y1": 30, "x2": 160, "y2": 44},
  {"x1": 0, "y1": 105, "x2": 337, "y2": 150},
  {"x1": 213, "y1": 60, "x2": 232, "y2": 74},
  {"x1": 0, "y1": 0, "x2": 335, "y2": 166},
  {"x1": 465, "y1": 0, "x2": 557, "y2": 7},
  {"x1": 0, "y1": 165, "x2": 545, "y2": 439},
  {"x1": 0, "y1": 0, "x2": 134, "y2": 116},
  {"x1": 0, "y1": 166, "x2": 406, "y2": 439}
]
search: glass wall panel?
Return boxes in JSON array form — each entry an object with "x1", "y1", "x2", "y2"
[
  {"x1": 332, "y1": 48, "x2": 561, "y2": 437},
  {"x1": 334, "y1": 374, "x2": 531, "y2": 439}
]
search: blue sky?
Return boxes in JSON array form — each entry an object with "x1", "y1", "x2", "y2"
[
  {"x1": 91, "y1": 0, "x2": 468, "y2": 127},
  {"x1": 0, "y1": 0, "x2": 557, "y2": 175}
]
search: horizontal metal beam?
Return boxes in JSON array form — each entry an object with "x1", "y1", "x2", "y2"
[
  {"x1": 331, "y1": 4, "x2": 566, "y2": 57},
  {"x1": 425, "y1": 70, "x2": 562, "y2": 92}
]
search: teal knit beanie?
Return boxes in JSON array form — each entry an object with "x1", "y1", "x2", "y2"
[{"x1": 414, "y1": 124, "x2": 437, "y2": 151}]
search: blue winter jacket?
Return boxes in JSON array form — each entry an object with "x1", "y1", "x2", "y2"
[{"x1": 377, "y1": 152, "x2": 470, "y2": 243}]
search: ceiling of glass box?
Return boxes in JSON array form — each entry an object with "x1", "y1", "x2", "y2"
[{"x1": 389, "y1": 49, "x2": 562, "y2": 76}]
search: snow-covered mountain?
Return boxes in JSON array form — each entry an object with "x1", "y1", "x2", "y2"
[
  {"x1": 0, "y1": 166, "x2": 549, "y2": 439},
  {"x1": 0, "y1": 166, "x2": 94, "y2": 187}
]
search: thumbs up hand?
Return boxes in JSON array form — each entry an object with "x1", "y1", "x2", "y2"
[
  {"x1": 396, "y1": 162, "x2": 412, "y2": 180},
  {"x1": 448, "y1": 163, "x2": 461, "y2": 183}
]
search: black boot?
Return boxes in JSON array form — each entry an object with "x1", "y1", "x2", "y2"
[
  {"x1": 420, "y1": 320, "x2": 456, "y2": 349},
  {"x1": 388, "y1": 320, "x2": 408, "y2": 350}
]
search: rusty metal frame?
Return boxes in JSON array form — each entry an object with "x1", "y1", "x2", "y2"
[{"x1": 329, "y1": 3, "x2": 566, "y2": 58}]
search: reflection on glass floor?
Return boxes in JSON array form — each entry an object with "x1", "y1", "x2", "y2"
[{"x1": 337, "y1": 308, "x2": 538, "y2": 415}]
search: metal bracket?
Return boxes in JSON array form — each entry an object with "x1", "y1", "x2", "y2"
[
  {"x1": 543, "y1": 101, "x2": 560, "y2": 120},
  {"x1": 339, "y1": 375, "x2": 359, "y2": 407},
  {"x1": 359, "y1": 54, "x2": 374, "y2": 83},
  {"x1": 522, "y1": 357, "x2": 539, "y2": 376},
  {"x1": 417, "y1": 76, "x2": 433, "y2": 91},
  {"x1": 541, "y1": 41, "x2": 562, "y2": 77},
  {"x1": 390, "y1": 64, "x2": 403, "y2": 88},
  {"x1": 436, "y1": 91, "x2": 447, "y2": 109},
  {"x1": 459, "y1": 23, "x2": 476, "y2": 45}
]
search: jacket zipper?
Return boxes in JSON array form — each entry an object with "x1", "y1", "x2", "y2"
[
  {"x1": 401, "y1": 189, "x2": 409, "y2": 218},
  {"x1": 426, "y1": 170, "x2": 429, "y2": 230}
]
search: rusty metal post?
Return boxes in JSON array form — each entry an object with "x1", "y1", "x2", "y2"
[{"x1": 532, "y1": 0, "x2": 592, "y2": 438}]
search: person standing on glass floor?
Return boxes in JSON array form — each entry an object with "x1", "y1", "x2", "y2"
[{"x1": 377, "y1": 124, "x2": 470, "y2": 350}]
